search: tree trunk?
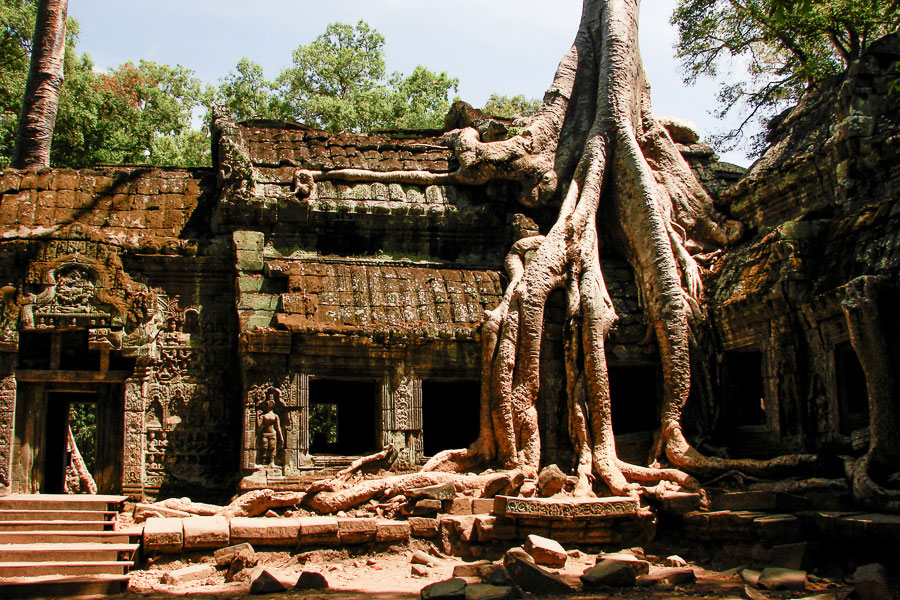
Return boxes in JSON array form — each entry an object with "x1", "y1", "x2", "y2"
[
  {"x1": 11, "y1": 0, "x2": 67, "y2": 169},
  {"x1": 306, "y1": 0, "x2": 817, "y2": 512}
]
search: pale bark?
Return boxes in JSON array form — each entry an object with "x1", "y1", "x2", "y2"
[
  {"x1": 64, "y1": 425, "x2": 96, "y2": 494},
  {"x1": 11, "y1": 0, "x2": 67, "y2": 169}
]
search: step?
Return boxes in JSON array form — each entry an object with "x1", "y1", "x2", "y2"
[
  {"x1": 0, "y1": 509, "x2": 115, "y2": 522},
  {"x1": 0, "y1": 520, "x2": 111, "y2": 532},
  {"x1": 0, "y1": 494, "x2": 127, "y2": 512},
  {"x1": 0, "y1": 530, "x2": 134, "y2": 544},
  {"x1": 0, "y1": 543, "x2": 138, "y2": 563},
  {"x1": 0, "y1": 560, "x2": 133, "y2": 577},
  {"x1": 0, "y1": 574, "x2": 130, "y2": 599}
]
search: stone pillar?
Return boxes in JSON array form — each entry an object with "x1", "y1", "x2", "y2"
[
  {"x1": 383, "y1": 365, "x2": 423, "y2": 465},
  {"x1": 0, "y1": 367, "x2": 15, "y2": 493},
  {"x1": 122, "y1": 374, "x2": 146, "y2": 498},
  {"x1": 298, "y1": 373, "x2": 310, "y2": 460}
]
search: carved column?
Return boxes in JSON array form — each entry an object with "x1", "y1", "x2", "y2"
[
  {"x1": 0, "y1": 367, "x2": 16, "y2": 493},
  {"x1": 122, "y1": 373, "x2": 146, "y2": 498},
  {"x1": 298, "y1": 373, "x2": 309, "y2": 458},
  {"x1": 384, "y1": 364, "x2": 423, "y2": 464}
]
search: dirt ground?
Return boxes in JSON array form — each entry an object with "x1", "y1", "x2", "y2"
[{"x1": 123, "y1": 540, "x2": 852, "y2": 600}]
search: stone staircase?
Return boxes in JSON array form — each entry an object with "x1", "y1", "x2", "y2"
[{"x1": 0, "y1": 494, "x2": 139, "y2": 598}]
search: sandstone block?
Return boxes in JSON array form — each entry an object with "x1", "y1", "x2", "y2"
[
  {"x1": 249, "y1": 566, "x2": 294, "y2": 594},
  {"x1": 230, "y1": 517, "x2": 300, "y2": 546},
  {"x1": 295, "y1": 571, "x2": 329, "y2": 590},
  {"x1": 638, "y1": 567, "x2": 696, "y2": 586},
  {"x1": 493, "y1": 495, "x2": 638, "y2": 519},
  {"x1": 407, "y1": 481, "x2": 457, "y2": 501},
  {"x1": 581, "y1": 560, "x2": 637, "y2": 587},
  {"x1": 134, "y1": 503, "x2": 191, "y2": 522},
  {"x1": 298, "y1": 516, "x2": 339, "y2": 545},
  {"x1": 758, "y1": 567, "x2": 807, "y2": 591},
  {"x1": 409, "y1": 517, "x2": 440, "y2": 538},
  {"x1": 143, "y1": 517, "x2": 183, "y2": 554},
  {"x1": 853, "y1": 564, "x2": 891, "y2": 600},
  {"x1": 448, "y1": 498, "x2": 473, "y2": 515},
  {"x1": 474, "y1": 516, "x2": 516, "y2": 542},
  {"x1": 183, "y1": 515, "x2": 229, "y2": 550},
  {"x1": 596, "y1": 553, "x2": 650, "y2": 575},
  {"x1": 472, "y1": 498, "x2": 494, "y2": 514},
  {"x1": 215, "y1": 542, "x2": 255, "y2": 567},
  {"x1": 415, "y1": 499, "x2": 443, "y2": 515},
  {"x1": 504, "y1": 555, "x2": 571, "y2": 595},
  {"x1": 452, "y1": 560, "x2": 492, "y2": 578},
  {"x1": 338, "y1": 517, "x2": 376, "y2": 544},
  {"x1": 411, "y1": 550, "x2": 438, "y2": 567},
  {"x1": 376, "y1": 519, "x2": 410, "y2": 543},
  {"x1": 464, "y1": 583, "x2": 515, "y2": 600},
  {"x1": 162, "y1": 564, "x2": 215, "y2": 585},
  {"x1": 523, "y1": 534, "x2": 567, "y2": 568},
  {"x1": 421, "y1": 577, "x2": 467, "y2": 600}
]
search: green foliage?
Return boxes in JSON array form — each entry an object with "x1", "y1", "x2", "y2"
[
  {"x1": 672, "y1": 0, "x2": 900, "y2": 152},
  {"x1": 217, "y1": 20, "x2": 458, "y2": 132},
  {"x1": 309, "y1": 403, "x2": 338, "y2": 449},
  {"x1": 68, "y1": 402, "x2": 96, "y2": 474},
  {"x1": 481, "y1": 93, "x2": 541, "y2": 119}
]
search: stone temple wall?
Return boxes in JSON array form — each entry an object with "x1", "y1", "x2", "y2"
[{"x1": 709, "y1": 33, "x2": 900, "y2": 458}]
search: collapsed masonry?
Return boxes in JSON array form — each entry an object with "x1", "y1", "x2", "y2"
[{"x1": 0, "y1": 34, "x2": 896, "y2": 514}]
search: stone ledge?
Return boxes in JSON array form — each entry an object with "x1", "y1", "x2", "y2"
[{"x1": 493, "y1": 495, "x2": 640, "y2": 519}]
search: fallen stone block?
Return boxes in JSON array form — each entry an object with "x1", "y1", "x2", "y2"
[
  {"x1": 412, "y1": 563, "x2": 432, "y2": 578},
  {"x1": 536, "y1": 465, "x2": 566, "y2": 497},
  {"x1": 494, "y1": 495, "x2": 639, "y2": 519},
  {"x1": 376, "y1": 519, "x2": 410, "y2": 542},
  {"x1": 758, "y1": 568, "x2": 807, "y2": 591},
  {"x1": 582, "y1": 559, "x2": 637, "y2": 587},
  {"x1": 503, "y1": 547, "x2": 534, "y2": 566},
  {"x1": 754, "y1": 514, "x2": 802, "y2": 545},
  {"x1": 659, "y1": 492, "x2": 703, "y2": 514},
  {"x1": 407, "y1": 482, "x2": 457, "y2": 501},
  {"x1": 596, "y1": 552, "x2": 650, "y2": 575},
  {"x1": 338, "y1": 517, "x2": 376, "y2": 544},
  {"x1": 853, "y1": 563, "x2": 891, "y2": 600},
  {"x1": 472, "y1": 498, "x2": 494, "y2": 514},
  {"x1": 410, "y1": 517, "x2": 440, "y2": 538},
  {"x1": 741, "y1": 569, "x2": 761, "y2": 586},
  {"x1": 464, "y1": 583, "x2": 516, "y2": 600},
  {"x1": 474, "y1": 516, "x2": 516, "y2": 542},
  {"x1": 230, "y1": 517, "x2": 300, "y2": 546},
  {"x1": 225, "y1": 548, "x2": 259, "y2": 582},
  {"x1": 421, "y1": 577, "x2": 467, "y2": 600},
  {"x1": 480, "y1": 565, "x2": 513, "y2": 586},
  {"x1": 298, "y1": 516, "x2": 339, "y2": 545},
  {"x1": 664, "y1": 555, "x2": 687, "y2": 567},
  {"x1": 134, "y1": 503, "x2": 191, "y2": 522},
  {"x1": 448, "y1": 498, "x2": 473, "y2": 515},
  {"x1": 249, "y1": 566, "x2": 295, "y2": 594},
  {"x1": 523, "y1": 534, "x2": 567, "y2": 568},
  {"x1": 453, "y1": 560, "x2": 492, "y2": 578},
  {"x1": 415, "y1": 499, "x2": 443, "y2": 515},
  {"x1": 162, "y1": 564, "x2": 216, "y2": 585},
  {"x1": 215, "y1": 542, "x2": 255, "y2": 567},
  {"x1": 183, "y1": 515, "x2": 229, "y2": 550},
  {"x1": 143, "y1": 517, "x2": 183, "y2": 554},
  {"x1": 504, "y1": 555, "x2": 571, "y2": 595},
  {"x1": 441, "y1": 516, "x2": 477, "y2": 542},
  {"x1": 768, "y1": 542, "x2": 811, "y2": 571},
  {"x1": 295, "y1": 571, "x2": 329, "y2": 590},
  {"x1": 638, "y1": 567, "x2": 696, "y2": 586}
]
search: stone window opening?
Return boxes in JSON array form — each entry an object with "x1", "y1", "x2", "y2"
[
  {"x1": 835, "y1": 341, "x2": 869, "y2": 434},
  {"x1": 307, "y1": 379, "x2": 380, "y2": 456},
  {"x1": 608, "y1": 364, "x2": 660, "y2": 434},
  {"x1": 421, "y1": 380, "x2": 480, "y2": 458},
  {"x1": 722, "y1": 350, "x2": 767, "y2": 427}
]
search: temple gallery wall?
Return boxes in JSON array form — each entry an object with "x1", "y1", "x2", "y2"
[{"x1": 0, "y1": 33, "x2": 897, "y2": 501}]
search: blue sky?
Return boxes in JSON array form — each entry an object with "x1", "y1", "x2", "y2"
[{"x1": 66, "y1": 1, "x2": 747, "y2": 165}]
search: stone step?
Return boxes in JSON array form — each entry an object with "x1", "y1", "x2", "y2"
[
  {"x1": 0, "y1": 574, "x2": 130, "y2": 599},
  {"x1": 0, "y1": 509, "x2": 116, "y2": 522},
  {"x1": 0, "y1": 494, "x2": 127, "y2": 512},
  {"x1": 0, "y1": 530, "x2": 135, "y2": 544},
  {"x1": 0, "y1": 560, "x2": 134, "y2": 577},
  {"x1": 0, "y1": 543, "x2": 138, "y2": 563},
  {"x1": 0, "y1": 520, "x2": 112, "y2": 532}
]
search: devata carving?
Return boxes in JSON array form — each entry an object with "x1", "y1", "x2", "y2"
[{"x1": 257, "y1": 388, "x2": 285, "y2": 467}]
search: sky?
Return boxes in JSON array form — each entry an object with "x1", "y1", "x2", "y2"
[{"x1": 66, "y1": 0, "x2": 748, "y2": 165}]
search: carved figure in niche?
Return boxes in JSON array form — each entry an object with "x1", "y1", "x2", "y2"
[
  {"x1": 167, "y1": 388, "x2": 189, "y2": 429},
  {"x1": 146, "y1": 395, "x2": 164, "y2": 429},
  {"x1": 53, "y1": 266, "x2": 94, "y2": 311},
  {"x1": 256, "y1": 388, "x2": 284, "y2": 467}
]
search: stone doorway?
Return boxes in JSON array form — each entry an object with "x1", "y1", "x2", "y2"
[{"x1": 42, "y1": 391, "x2": 97, "y2": 494}]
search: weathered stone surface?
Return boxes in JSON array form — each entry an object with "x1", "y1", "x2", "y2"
[
  {"x1": 522, "y1": 534, "x2": 566, "y2": 568},
  {"x1": 230, "y1": 517, "x2": 300, "y2": 546},
  {"x1": 471, "y1": 498, "x2": 494, "y2": 514},
  {"x1": 504, "y1": 555, "x2": 571, "y2": 595},
  {"x1": 421, "y1": 577, "x2": 467, "y2": 600},
  {"x1": 659, "y1": 492, "x2": 703, "y2": 514},
  {"x1": 581, "y1": 560, "x2": 637, "y2": 587},
  {"x1": 134, "y1": 504, "x2": 191, "y2": 522},
  {"x1": 295, "y1": 571, "x2": 329, "y2": 590},
  {"x1": 464, "y1": 583, "x2": 515, "y2": 600},
  {"x1": 536, "y1": 465, "x2": 566, "y2": 497},
  {"x1": 249, "y1": 566, "x2": 294, "y2": 594},
  {"x1": 853, "y1": 564, "x2": 891, "y2": 600},
  {"x1": 768, "y1": 542, "x2": 811, "y2": 570},
  {"x1": 215, "y1": 542, "x2": 255, "y2": 566},
  {"x1": 493, "y1": 495, "x2": 638, "y2": 519},
  {"x1": 638, "y1": 567, "x2": 696, "y2": 586},
  {"x1": 338, "y1": 517, "x2": 376, "y2": 544},
  {"x1": 415, "y1": 499, "x2": 443, "y2": 515},
  {"x1": 664, "y1": 555, "x2": 687, "y2": 568},
  {"x1": 183, "y1": 515, "x2": 229, "y2": 549},
  {"x1": 226, "y1": 548, "x2": 259, "y2": 582},
  {"x1": 452, "y1": 560, "x2": 492, "y2": 578},
  {"x1": 143, "y1": 517, "x2": 184, "y2": 554},
  {"x1": 376, "y1": 519, "x2": 410, "y2": 542},
  {"x1": 409, "y1": 517, "x2": 440, "y2": 538},
  {"x1": 412, "y1": 563, "x2": 432, "y2": 578},
  {"x1": 449, "y1": 498, "x2": 473, "y2": 515},
  {"x1": 658, "y1": 116, "x2": 700, "y2": 144},
  {"x1": 298, "y1": 516, "x2": 339, "y2": 545},
  {"x1": 757, "y1": 568, "x2": 807, "y2": 591},
  {"x1": 407, "y1": 482, "x2": 457, "y2": 501},
  {"x1": 474, "y1": 516, "x2": 516, "y2": 542},
  {"x1": 503, "y1": 547, "x2": 534, "y2": 566},
  {"x1": 162, "y1": 564, "x2": 216, "y2": 585},
  {"x1": 412, "y1": 550, "x2": 438, "y2": 567},
  {"x1": 596, "y1": 553, "x2": 650, "y2": 575},
  {"x1": 480, "y1": 565, "x2": 513, "y2": 586}
]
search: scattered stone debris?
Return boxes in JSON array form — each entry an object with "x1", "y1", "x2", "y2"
[
  {"x1": 295, "y1": 570, "x2": 329, "y2": 590},
  {"x1": 522, "y1": 534, "x2": 567, "y2": 568},
  {"x1": 853, "y1": 564, "x2": 891, "y2": 600}
]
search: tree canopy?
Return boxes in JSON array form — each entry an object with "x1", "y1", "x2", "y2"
[
  {"x1": 215, "y1": 20, "x2": 459, "y2": 132},
  {"x1": 481, "y1": 93, "x2": 541, "y2": 120},
  {"x1": 672, "y1": 0, "x2": 900, "y2": 152}
]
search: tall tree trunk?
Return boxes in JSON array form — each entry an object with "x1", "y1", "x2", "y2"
[
  {"x1": 11, "y1": 0, "x2": 67, "y2": 169},
  {"x1": 306, "y1": 0, "x2": 817, "y2": 512}
]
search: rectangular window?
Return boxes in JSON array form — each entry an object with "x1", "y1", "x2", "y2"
[
  {"x1": 308, "y1": 379, "x2": 379, "y2": 455},
  {"x1": 609, "y1": 365, "x2": 660, "y2": 434},
  {"x1": 723, "y1": 351, "x2": 767, "y2": 426},
  {"x1": 835, "y1": 342, "x2": 868, "y2": 434},
  {"x1": 422, "y1": 380, "x2": 480, "y2": 456}
]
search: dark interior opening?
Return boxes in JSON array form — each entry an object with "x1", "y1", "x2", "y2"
[
  {"x1": 308, "y1": 379, "x2": 379, "y2": 455},
  {"x1": 609, "y1": 365, "x2": 659, "y2": 434},
  {"x1": 723, "y1": 350, "x2": 767, "y2": 426},
  {"x1": 835, "y1": 342, "x2": 869, "y2": 434},
  {"x1": 422, "y1": 380, "x2": 480, "y2": 456},
  {"x1": 43, "y1": 391, "x2": 98, "y2": 494},
  {"x1": 18, "y1": 331, "x2": 52, "y2": 369},
  {"x1": 59, "y1": 331, "x2": 101, "y2": 371}
]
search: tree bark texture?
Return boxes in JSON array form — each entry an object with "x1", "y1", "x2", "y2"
[{"x1": 11, "y1": 0, "x2": 67, "y2": 169}]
